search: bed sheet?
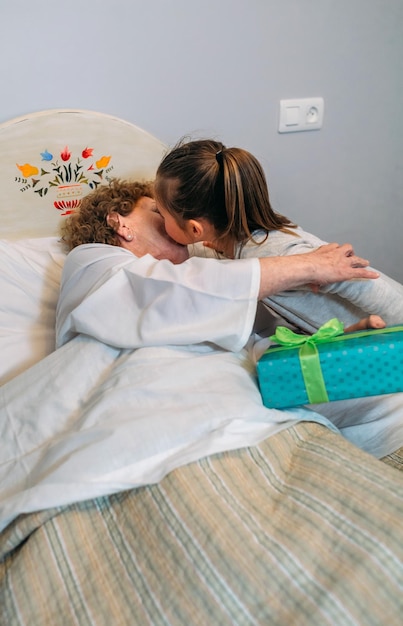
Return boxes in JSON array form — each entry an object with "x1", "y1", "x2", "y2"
[
  {"x1": 0, "y1": 333, "x2": 314, "y2": 531},
  {"x1": 2, "y1": 421, "x2": 403, "y2": 626},
  {"x1": 0, "y1": 237, "x2": 66, "y2": 384}
]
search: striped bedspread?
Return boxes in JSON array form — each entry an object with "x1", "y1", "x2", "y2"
[{"x1": 2, "y1": 421, "x2": 403, "y2": 626}]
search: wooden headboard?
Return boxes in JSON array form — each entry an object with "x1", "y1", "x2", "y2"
[{"x1": 0, "y1": 109, "x2": 166, "y2": 239}]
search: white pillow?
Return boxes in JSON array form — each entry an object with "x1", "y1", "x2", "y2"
[{"x1": 0, "y1": 237, "x2": 66, "y2": 384}]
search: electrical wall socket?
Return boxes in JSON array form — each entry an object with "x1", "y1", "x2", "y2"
[{"x1": 278, "y1": 97, "x2": 324, "y2": 133}]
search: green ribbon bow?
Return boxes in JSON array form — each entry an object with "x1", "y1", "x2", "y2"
[
  {"x1": 269, "y1": 318, "x2": 345, "y2": 404},
  {"x1": 268, "y1": 319, "x2": 403, "y2": 405}
]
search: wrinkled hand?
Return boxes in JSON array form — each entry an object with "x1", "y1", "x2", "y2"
[{"x1": 308, "y1": 243, "x2": 379, "y2": 286}]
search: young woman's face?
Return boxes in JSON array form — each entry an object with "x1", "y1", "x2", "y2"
[
  {"x1": 124, "y1": 197, "x2": 189, "y2": 264},
  {"x1": 154, "y1": 202, "x2": 193, "y2": 246}
]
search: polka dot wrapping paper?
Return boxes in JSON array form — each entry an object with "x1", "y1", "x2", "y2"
[{"x1": 257, "y1": 325, "x2": 403, "y2": 409}]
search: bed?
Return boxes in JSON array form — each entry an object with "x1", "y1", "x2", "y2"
[{"x1": 1, "y1": 109, "x2": 403, "y2": 626}]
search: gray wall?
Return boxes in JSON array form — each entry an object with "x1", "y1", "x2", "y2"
[{"x1": 1, "y1": 0, "x2": 402, "y2": 281}]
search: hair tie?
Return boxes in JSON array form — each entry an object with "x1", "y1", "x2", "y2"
[{"x1": 215, "y1": 150, "x2": 223, "y2": 166}]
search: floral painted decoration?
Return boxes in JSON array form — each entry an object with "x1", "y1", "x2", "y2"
[{"x1": 15, "y1": 146, "x2": 114, "y2": 214}]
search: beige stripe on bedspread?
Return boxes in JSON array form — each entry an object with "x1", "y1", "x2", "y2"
[{"x1": 2, "y1": 421, "x2": 403, "y2": 626}]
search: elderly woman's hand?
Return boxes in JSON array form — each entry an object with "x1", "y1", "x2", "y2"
[{"x1": 257, "y1": 242, "x2": 379, "y2": 299}]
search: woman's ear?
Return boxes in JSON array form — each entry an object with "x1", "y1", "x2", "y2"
[
  {"x1": 186, "y1": 218, "x2": 213, "y2": 243},
  {"x1": 106, "y1": 211, "x2": 122, "y2": 232},
  {"x1": 107, "y1": 212, "x2": 133, "y2": 241}
]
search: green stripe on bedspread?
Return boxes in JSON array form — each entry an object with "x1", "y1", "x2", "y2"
[{"x1": 2, "y1": 421, "x2": 403, "y2": 626}]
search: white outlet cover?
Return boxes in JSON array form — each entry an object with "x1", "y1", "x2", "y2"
[{"x1": 279, "y1": 97, "x2": 324, "y2": 133}]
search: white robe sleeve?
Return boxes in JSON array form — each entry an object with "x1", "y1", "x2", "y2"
[{"x1": 56, "y1": 244, "x2": 260, "y2": 351}]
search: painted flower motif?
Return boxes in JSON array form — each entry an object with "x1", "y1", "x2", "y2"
[
  {"x1": 40, "y1": 150, "x2": 53, "y2": 161},
  {"x1": 15, "y1": 144, "x2": 114, "y2": 214},
  {"x1": 60, "y1": 146, "x2": 71, "y2": 162},
  {"x1": 82, "y1": 147, "x2": 93, "y2": 158},
  {"x1": 16, "y1": 163, "x2": 39, "y2": 177},
  {"x1": 96, "y1": 155, "x2": 111, "y2": 169}
]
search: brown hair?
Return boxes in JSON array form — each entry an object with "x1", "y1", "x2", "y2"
[
  {"x1": 155, "y1": 139, "x2": 297, "y2": 250},
  {"x1": 60, "y1": 178, "x2": 154, "y2": 251}
]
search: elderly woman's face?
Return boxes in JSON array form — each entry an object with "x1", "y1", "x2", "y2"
[{"x1": 124, "y1": 197, "x2": 189, "y2": 264}]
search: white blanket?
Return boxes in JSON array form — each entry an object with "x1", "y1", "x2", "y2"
[{"x1": 0, "y1": 334, "x2": 321, "y2": 531}]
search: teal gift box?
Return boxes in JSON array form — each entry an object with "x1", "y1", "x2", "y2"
[{"x1": 256, "y1": 318, "x2": 403, "y2": 409}]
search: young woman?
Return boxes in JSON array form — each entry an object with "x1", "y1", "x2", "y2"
[{"x1": 154, "y1": 139, "x2": 403, "y2": 334}]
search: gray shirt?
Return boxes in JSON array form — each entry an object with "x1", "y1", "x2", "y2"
[{"x1": 238, "y1": 227, "x2": 403, "y2": 335}]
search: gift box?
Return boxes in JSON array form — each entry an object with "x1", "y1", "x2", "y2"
[{"x1": 256, "y1": 319, "x2": 403, "y2": 409}]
